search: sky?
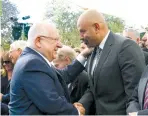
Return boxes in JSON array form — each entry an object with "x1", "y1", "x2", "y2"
[{"x1": 10, "y1": 0, "x2": 148, "y2": 28}]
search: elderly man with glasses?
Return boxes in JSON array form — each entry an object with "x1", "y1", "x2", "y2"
[{"x1": 9, "y1": 21, "x2": 93, "y2": 115}]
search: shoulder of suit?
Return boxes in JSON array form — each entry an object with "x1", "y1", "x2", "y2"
[
  {"x1": 15, "y1": 53, "x2": 49, "y2": 72},
  {"x1": 143, "y1": 51, "x2": 148, "y2": 55},
  {"x1": 111, "y1": 32, "x2": 137, "y2": 47}
]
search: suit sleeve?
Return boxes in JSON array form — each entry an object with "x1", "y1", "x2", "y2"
[
  {"x1": 2, "y1": 94, "x2": 10, "y2": 104},
  {"x1": 57, "y1": 59, "x2": 85, "y2": 84},
  {"x1": 21, "y1": 71, "x2": 78, "y2": 115},
  {"x1": 118, "y1": 40, "x2": 145, "y2": 106},
  {"x1": 79, "y1": 87, "x2": 95, "y2": 115},
  {"x1": 126, "y1": 85, "x2": 140, "y2": 113}
]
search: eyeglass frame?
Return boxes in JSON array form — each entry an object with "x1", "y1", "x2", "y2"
[
  {"x1": 39, "y1": 36, "x2": 60, "y2": 42},
  {"x1": 3, "y1": 61, "x2": 11, "y2": 65}
]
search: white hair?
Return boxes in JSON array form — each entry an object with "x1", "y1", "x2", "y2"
[
  {"x1": 124, "y1": 28, "x2": 140, "y2": 38},
  {"x1": 27, "y1": 21, "x2": 57, "y2": 48},
  {"x1": 10, "y1": 40, "x2": 27, "y2": 51}
]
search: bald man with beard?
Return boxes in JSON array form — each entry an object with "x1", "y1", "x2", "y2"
[{"x1": 74, "y1": 9, "x2": 146, "y2": 115}]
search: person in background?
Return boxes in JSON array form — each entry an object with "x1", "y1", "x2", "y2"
[
  {"x1": 74, "y1": 47, "x2": 81, "y2": 56},
  {"x1": 80, "y1": 42, "x2": 87, "y2": 51},
  {"x1": 9, "y1": 40, "x2": 27, "y2": 64},
  {"x1": 142, "y1": 32, "x2": 148, "y2": 52},
  {"x1": 1, "y1": 52, "x2": 13, "y2": 100},
  {"x1": 53, "y1": 45, "x2": 89, "y2": 103},
  {"x1": 123, "y1": 28, "x2": 148, "y2": 65},
  {"x1": 127, "y1": 65, "x2": 148, "y2": 115},
  {"x1": 1, "y1": 52, "x2": 14, "y2": 115}
]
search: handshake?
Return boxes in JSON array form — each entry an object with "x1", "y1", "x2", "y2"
[{"x1": 73, "y1": 102, "x2": 85, "y2": 116}]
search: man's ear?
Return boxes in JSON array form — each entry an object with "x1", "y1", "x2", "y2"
[
  {"x1": 94, "y1": 23, "x2": 100, "y2": 30},
  {"x1": 65, "y1": 56, "x2": 71, "y2": 64},
  {"x1": 35, "y1": 37, "x2": 41, "y2": 48},
  {"x1": 18, "y1": 48, "x2": 22, "y2": 55},
  {"x1": 93, "y1": 23, "x2": 100, "y2": 34}
]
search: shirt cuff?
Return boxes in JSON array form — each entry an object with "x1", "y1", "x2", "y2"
[
  {"x1": 77, "y1": 108, "x2": 80, "y2": 116},
  {"x1": 76, "y1": 54, "x2": 87, "y2": 66}
]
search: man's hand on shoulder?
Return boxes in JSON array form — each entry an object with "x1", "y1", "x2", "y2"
[{"x1": 80, "y1": 47, "x2": 94, "y2": 58}]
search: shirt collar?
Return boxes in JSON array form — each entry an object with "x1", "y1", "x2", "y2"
[
  {"x1": 99, "y1": 30, "x2": 110, "y2": 50},
  {"x1": 29, "y1": 47, "x2": 51, "y2": 67}
]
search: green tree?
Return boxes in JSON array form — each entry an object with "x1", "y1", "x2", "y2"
[
  {"x1": 0, "y1": 0, "x2": 2, "y2": 16},
  {"x1": 1, "y1": 0, "x2": 19, "y2": 41},
  {"x1": 1, "y1": 0, "x2": 19, "y2": 50},
  {"x1": 44, "y1": 0, "x2": 82, "y2": 48},
  {"x1": 44, "y1": 0, "x2": 125, "y2": 47},
  {"x1": 104, "y1": 14, "x2": 125, "y2": 33}
]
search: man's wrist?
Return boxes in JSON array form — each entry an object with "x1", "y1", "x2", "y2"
[{"x1": 76, "y1": 54, "x2": 87, "y2": 66}]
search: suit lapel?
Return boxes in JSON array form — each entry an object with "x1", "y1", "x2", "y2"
[
  {"x1": 138, "y1": 72, "x2": 148, "y2": 109},
  {"x1": 69, "y1": 78, "x2": 78, "y2": 95},
  {"x1": 94, "y1": 32, "x2": 113, "y2": 88},
  {"x1": 86, "y1": 53, "x2": 95, "y2": 87},
  {"x1": 53, "y1": 67, "x2": 71, "y2": 102}
]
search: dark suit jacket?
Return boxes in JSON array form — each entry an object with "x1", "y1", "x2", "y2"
[
  {"x1": 127, "y1": 66, "x2": 148, "y2": 115},
  {"x1": 1, "y1": 76, "x2": 9, "y2": 94},
  {"x1": 9, "y1": 47, "x2": 84, "y2": 115},
  {"x1": 79, "y1": 31, "x2": 146, "y2": 115},
  {"x1": 2, "y1": 81, "x2": 10, "y2": 104},
  {"x1": 68, "y1": 71, "x2": 88, "y2": 103},
  {"x1": 143, "y1": 51, "x2": 148, "y2": 65},
  {"x1": 1, "y1": 102, "x2": 9, "y2": 115}
]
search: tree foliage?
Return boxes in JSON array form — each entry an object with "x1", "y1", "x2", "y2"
[
  {"x1": 1, "y1": 0, "x2": 19, "y2": 41},
  {"x1": 44, "y1": 0, "x2": 125, "y2": 47},
  {"x1": 104, "y1": 14, "x2": 125, "y2": 33},
  {"x1": 44, "y1": 0, "x2": 82, "y2": 48}
]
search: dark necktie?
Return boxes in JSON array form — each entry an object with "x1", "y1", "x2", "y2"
[
  {"x1": 91, "y1": 47, "x2": 102, "y2": 76},
  {"x1": 144, "y1": 81, "x2": 148, "y2": 109}
]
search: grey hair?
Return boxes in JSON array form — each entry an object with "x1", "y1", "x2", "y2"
[
  {"x1": 124, "y1": 28, "x2": 140, "y2": 38},
  {"x1": 10, "y1": 40, "x2": 27, "y2": 51}
]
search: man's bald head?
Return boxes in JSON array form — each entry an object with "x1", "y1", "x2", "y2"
[
  {"x1": 77, "y1": 9, "x2": 108, "y2": 47},
  {"x1": 77, "y1": 9, "x2": 106, "y2": 27}
]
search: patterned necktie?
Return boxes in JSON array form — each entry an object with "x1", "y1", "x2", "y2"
[
  {"x1": 91, "y1": 47, "x2": 102, "y2": 77},
  {"x1": 144, "y1": 81, "x2": 148, "y2": 109}
]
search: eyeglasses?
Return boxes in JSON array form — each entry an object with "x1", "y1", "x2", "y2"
[
  {"x1": 39, "y1": 36, "x2": 59, "y2": 41},
  {"x1": 3, "y1": 61, "x2": 11, "y2": 65}
]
